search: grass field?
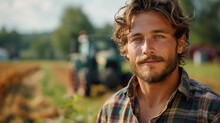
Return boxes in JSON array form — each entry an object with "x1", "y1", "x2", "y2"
[
  {"x1": 184, "y1": 60, "x2": 220, "y2": 93},
  {"x1": 1, "y1": 60, "x2": 219, "y2": 122}
]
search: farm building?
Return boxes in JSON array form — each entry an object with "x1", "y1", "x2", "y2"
[
  {"x1": 0, "y1": 47, "x2": 9, "y2": 61},
  {"x1": 189, "y1": 44, "x2": 220, "y2": 65}
]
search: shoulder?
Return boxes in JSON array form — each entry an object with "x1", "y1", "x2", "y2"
[
  {"x1": 189, "y1": 79, "x2": 220, "y2": 99},
  {"x1": 180, "y1": 68, "x2": 219, "y2": 100},
  {"x1": 188, "y1": 79, "x2": 220, "y2": 115}
]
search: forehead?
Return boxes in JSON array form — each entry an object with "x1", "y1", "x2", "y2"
[{"x1": 129, "y1": 11, "x2": 174, "y2": 35}]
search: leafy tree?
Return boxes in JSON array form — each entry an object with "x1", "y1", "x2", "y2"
[
  {"x1": 192, "y1": 0, "x2": 220, "y2": 47},
  {"x1": 180, "y1": 0, "x2": 195, "y2": 17},
  {"x1": 53, "y1": 6, "x2": 94, "y2": 57},
  {"x1": 181, "y1": 0, "x2": 220, "y2": 47},
  {"x1": 0, "y1": 27, "x2": 21, "y2": 59},
  {"x1": 30, "y1": 38, "x2": 54, "y2": 59},
  {"x1": 95, "y1": 23, "x2": 113, "y2": 38}
]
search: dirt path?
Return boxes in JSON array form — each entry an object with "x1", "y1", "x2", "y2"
[{"x1": 52, "y1": 65, "x2": 69, "y2": 85}]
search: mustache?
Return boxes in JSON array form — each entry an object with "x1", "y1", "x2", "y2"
[{"x1": 138, "y1": 55, "x2": 164, "y2": 64}]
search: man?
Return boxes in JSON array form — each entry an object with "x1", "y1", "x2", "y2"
[{"x1": 97, "y1": 0, "x2": 220, "y2": 122}]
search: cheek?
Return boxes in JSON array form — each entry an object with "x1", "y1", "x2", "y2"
[
  {"x1": 158, "y1": 42, "x2": 176, "y2": 56},
  {"x1": 126, "y1": 45, "x2": 140, "y2": 61}
]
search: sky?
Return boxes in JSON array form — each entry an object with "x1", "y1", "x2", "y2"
[{"x1": 0, "y1": 0, "x2": 126, "y2": 33}]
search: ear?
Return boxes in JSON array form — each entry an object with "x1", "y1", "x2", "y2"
[
  {"x1": 177, "y1": 34, "x2": 186, "y2": 54},
  {"x1": 126, "y1": 52, "x2": 130, "y2": 60},
  {"x1": 124, "y1": 44, "x2": 130, "y2": 60}
]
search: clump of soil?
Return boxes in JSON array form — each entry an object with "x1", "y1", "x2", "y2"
[{"x1": 0, "y1": 69, "x2": 58, "y2": 123}]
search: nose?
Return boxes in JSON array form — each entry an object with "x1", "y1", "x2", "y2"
[{"x1": 142, "y1": 38, "x2": 155, "y2": 55}]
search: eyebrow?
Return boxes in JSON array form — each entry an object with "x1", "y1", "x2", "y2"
[
  {"x1": 128, "y1": 33, "x2": 141, "y2": 38},
  {"x1": 151, "y1": 29, "x2": 171, "y2": 34},
  {"x1": 128, "y1": 29, "x2": 171, "y2": 38}
]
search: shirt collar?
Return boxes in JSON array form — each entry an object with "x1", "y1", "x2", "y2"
[
  {"x1": 125, "y1": 75, "x2": 139, "y2": 97},
  {"x1": 177, "y1": 67, "x2": 191, "y2": 99},
  {"x1": 125, "y1": 67, "x2": 191, "y2": 99}
]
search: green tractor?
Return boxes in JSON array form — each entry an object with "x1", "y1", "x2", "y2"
[{"x1": 69, "y1": 35, "x2": 131, "y2": 96}]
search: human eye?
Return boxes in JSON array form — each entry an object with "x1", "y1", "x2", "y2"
[
  {"x1": 133, "y1": 37, "x2": 142, "y2": 42},
  {"x1": 129, "y1": 37, "x2": 143, "y2": 43},
  {"x1": 155, "y1": 35, "x2": 165, "y2": 39}
]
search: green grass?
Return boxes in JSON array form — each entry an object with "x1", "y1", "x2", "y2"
[
  {"x1": 184, "y1": 60, "x2": 220, "y2": 79},
  {"x1": 183, "y1": 60, "x2": 220, "y2": 93},
  {"x1": 40, "y1": 64, "x2": 68, "y2": 106},
  {"x1": 59, "y1": 94, "x2": 111, "y2": 123},
  {"x1": 38, "y1": 61, "x2": 67, "y2": 106}
]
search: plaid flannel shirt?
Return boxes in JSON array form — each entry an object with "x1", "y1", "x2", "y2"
[{"x1": 97, "y1": 68, "x2": 220, "y2": 123}]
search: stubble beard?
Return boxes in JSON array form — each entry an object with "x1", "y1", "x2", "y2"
[{"x1": 130, "y1": 52, "x2": 178, "y2": 84}]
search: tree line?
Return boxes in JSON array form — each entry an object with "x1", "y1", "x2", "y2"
[
  {"x1": 0, "y1": 0, "x2": 219, "y2": 60},
  {"x1": 181, "y1": 0, "x2": 220, "y2": 46}
]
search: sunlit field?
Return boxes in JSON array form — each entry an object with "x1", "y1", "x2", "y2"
[
  {"x1": 184, "y1": 60, "x2": 220, "y2": 93},
  {"x1": 0, "y1": 60, "x2": 219, "y2": 122}
]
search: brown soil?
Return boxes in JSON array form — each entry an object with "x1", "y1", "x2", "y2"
[{"x1": 0, "y1": 69, "x2": 59, "y2": 123}]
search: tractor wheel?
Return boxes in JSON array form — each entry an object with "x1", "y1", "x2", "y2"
[{"x1": 101, "y1": 68, "x2": 120, "y2": 89}]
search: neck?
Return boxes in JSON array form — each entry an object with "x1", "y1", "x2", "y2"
[{"x1": 137, "y1": 66, "x2": 180, "y2": 107}]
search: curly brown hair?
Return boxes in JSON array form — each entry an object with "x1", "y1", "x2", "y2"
[{"x1": 113, "y1": 0, "x2": 190, "y2": 66}]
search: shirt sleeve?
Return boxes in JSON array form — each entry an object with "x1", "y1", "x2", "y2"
[
  {"x1": 96, "y1": 107, "x2": 107, "y2": 123},
  {"x1": 212, "y1": 111, "x2": 220, "y2": 123}
]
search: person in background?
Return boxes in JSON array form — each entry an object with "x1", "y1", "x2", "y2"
[
  {"x1": 78, "y1": 30, "x2": 90, "y2": 59},
  {"x1": 68, "y1": 30, "x2": 89, "y2": 96},
  {"x1": 97, "y1": 0, "x2": 220, "y2": 122}
]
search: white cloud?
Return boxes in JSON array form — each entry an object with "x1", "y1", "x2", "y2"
[
  {"x1": 0, "y1": 0, "x2": 126, "y2": 33},
  {"x1": 81, "y1": 0, "x2": 125, "y2": 27},
  {"x1": 41, "y1": 0, "x2": 53, "y2": 12},
  {"x1": 0, "y1": 0, "x2": 60, "y2": 33}
]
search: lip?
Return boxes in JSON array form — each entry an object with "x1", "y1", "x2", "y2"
[{"x1": 141, "y1": 60, "x2": 161, "y2": 65}]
